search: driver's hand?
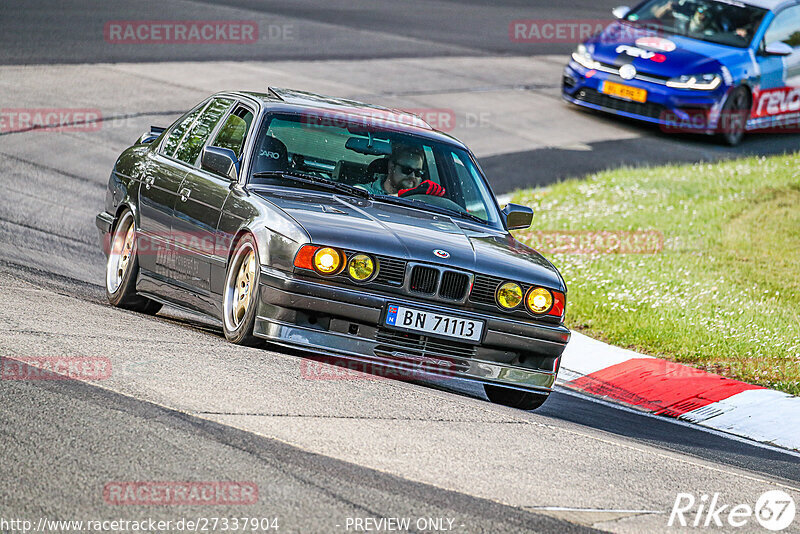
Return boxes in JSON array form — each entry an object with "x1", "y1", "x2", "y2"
[{"x1": 398, "y1": 180, "x2": 446, "y2": 197}]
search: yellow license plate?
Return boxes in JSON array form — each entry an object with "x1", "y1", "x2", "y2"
[{"x1": 602, "y1": 81, "x2": 647, "y2": 103}]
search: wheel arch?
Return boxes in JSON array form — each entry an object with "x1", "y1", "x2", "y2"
[{"x1": 226, "y1": 228, "x2": 262, "y2": 269}]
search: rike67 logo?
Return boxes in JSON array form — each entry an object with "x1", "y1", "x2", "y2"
[{"x1": 669, "y1": 491, "x2": 796, "y2": 531}]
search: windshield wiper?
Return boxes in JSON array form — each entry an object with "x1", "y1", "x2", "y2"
[
  {"x1": 250, "y1": 170, "x2": 371, "y2": 199},
  {"x1": 371, "y1": 195, "x2": 487, "y2": 225}
]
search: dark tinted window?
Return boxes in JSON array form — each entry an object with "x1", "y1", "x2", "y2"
[
  {"x1": 161, "y1": 105, "x2": 204, "y2": 157},
  {"x1": 625, "y1": 0, "x2": 768, "y2": 47},
  {"x1": 212, "y1": 106, "x2": 254, "y2": 158},
  {"x1": 174, "y1": 98, "x2": 233, "y2": 166}
]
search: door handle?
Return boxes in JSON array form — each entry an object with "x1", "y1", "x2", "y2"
[
  {"x1": 179, "y1": 188, "x2": 191, "y2": 202},
  {"x1": 143, "y1": 175, "x2": 155, "y2": 190}
]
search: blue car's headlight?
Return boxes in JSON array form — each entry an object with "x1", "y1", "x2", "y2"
[
  {"x1": 666, "y1": 73, "x2": 722, "y2": 90},
  {"x1": 572, "y1": 44, "x2": 600, "y2": 70}
]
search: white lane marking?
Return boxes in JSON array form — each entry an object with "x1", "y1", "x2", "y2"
[{"x1": 528, "y1": 507, "x2": 663, "y2": 514}]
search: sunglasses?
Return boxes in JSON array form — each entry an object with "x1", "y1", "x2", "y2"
[{"x1": 392, "y1": 161, "x2": 425, "y2": 177}]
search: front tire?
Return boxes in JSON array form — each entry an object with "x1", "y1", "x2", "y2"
[
  {"x1": 718, "y1": 86, "x2": 750, "y2": 146},
  {"x1": 105, "y1": 209, "x2": 162, "y2": 314},
  {"x1": 222, "y1": 234, "x2": 261, "y2": 346},
  {"x1": 484, "y1": 385, "x2": 549, "y2": 411}
]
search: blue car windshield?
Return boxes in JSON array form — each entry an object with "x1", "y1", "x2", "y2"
[
  {"x1": 625, "y1": 0, "x2": 768, "y2": 48},
  {"x1": 248, "y1": 112, "x2": 501, "y2": 226}
]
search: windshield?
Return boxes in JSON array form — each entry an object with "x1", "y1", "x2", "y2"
[
  {"x1": 247, "y1": 112, "x2": 501, "y2": 226},
  {"x1": 624, "y1": 0, "x2": 767, "y2": 48}
]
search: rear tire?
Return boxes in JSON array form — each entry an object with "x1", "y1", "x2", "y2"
[
  {"x1": 222, "y1": 234, "x2": 262, "y2": 346},
  {"x1": 484, "y1": 384, "x2": 549, "y2": 411},
  {"x1": 105, "y1": 209, "x2": 162, "y2": 315},
  {"x1": 718, "y1": 86, "x2": 750, "y2": 146}
]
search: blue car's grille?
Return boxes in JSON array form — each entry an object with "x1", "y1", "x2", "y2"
[{"x1": 574, "y1": 88, "x2": 665, "y2": 120}]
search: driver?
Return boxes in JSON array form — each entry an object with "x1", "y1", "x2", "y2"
[
  {"x1": 357, "y1": 144, "x2": 445, "y2": 197},
  {"x1": 688, "y1": 4, "x2": 716, "y2": 33}
]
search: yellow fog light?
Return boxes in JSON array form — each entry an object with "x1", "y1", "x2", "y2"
[
  {"x1": 526, "y1": 287, "x2": 553, "y2": 314},
  {"x1": 313, "y1": 247, "x2": 342, "y2": 275},
  {"x1": 348, "y1": 254, "x2": 375, "y2": 282},
  {"x1": 497, "y1": 282, "x2": 523, "y2": 309}
]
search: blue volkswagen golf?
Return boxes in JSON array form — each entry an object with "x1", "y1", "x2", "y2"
[{"x1": 562, "y1": 0, "x2": 800, "y2": 144}]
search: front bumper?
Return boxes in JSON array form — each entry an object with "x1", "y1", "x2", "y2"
[
  {"x1": 562, "y1": 60, "x2": 728, "y2": 134},
  {"x1": 253, "y1": 267, "x2": 570, "y2": 394}
]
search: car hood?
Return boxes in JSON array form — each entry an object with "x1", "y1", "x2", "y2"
[
  {"x1": 253, "y1": 188, "x2": 565, "y2": 291},
  {"x1": 587, "y1": 21, "x2": 745, "y2": 77}
]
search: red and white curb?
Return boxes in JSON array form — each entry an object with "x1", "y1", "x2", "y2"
[{"x1": 557, "y1": 332, "x2": 800, "y2": 452}]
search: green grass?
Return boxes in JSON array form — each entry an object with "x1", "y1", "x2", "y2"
[{"x1": 511, "y1": 153, "x2": 800, "y2": 395}]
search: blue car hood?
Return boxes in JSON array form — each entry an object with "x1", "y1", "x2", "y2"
[{"x1": 587, "y1": 21, "x2": 747, "y2": 77}]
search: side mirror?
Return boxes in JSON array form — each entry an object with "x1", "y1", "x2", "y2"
[
  {"x1": 202, "y1": 146, "x2": 239, "y2": 181},
  {"x1": 612, "y1": 5, "x2": 630, "y2": 19},
  {"x1": 764, "y1": 42, "x2": 793, "y2": 56},
  {"x1": 502, "y1": 203, "x2": 534, "y2": 230}
]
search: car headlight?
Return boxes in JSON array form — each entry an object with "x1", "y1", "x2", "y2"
[
  {"x1": 313, "y1": 247, "x2": 343, "y2": 275},
  {"x1": 666, "y1": 73, "x2": 721, "y2": 90},
  {"x1": 526, "y1": 287, "x2": 553, "y2": 314},
  {"x1": 348, "y1": 253, "x2": 376, "y2": 282},
  {"x1": 496, "y1": 282, "x2": 523, "y2": 309},
  {"x1": 572, "y1": 44, "x2": 599, "y2": 70}
]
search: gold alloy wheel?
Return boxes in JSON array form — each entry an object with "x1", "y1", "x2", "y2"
[
  {"x1": 224, "y1": 239, "x2": 258, "y2": 334},
  {"x1": 106, "y1": 212, "x2": 135, "y2": 294},
  {"x1": 232, "y1": 249, "x2": 255, "y2": 326}
]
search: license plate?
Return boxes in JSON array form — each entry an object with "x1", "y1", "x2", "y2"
[
  {"x1": 385, "y1": 305, "x2": 484, "y2": 343},
  {"x1": 602, "y1": 81, "x2": 647, "y2": 103}
]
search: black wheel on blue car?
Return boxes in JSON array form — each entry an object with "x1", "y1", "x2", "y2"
[
  {"x1": 718, "y1": 86, "x2": 750, "y2": 146},
  {"x1": 223, "y1": 234, "x2": 262, "y2": 346},
  {"x1": 484, "y1": 385, "x2": 549, "y2": 411},
  {"x1": 105, "y1": 209, "x2": 162, "y2": 315}
]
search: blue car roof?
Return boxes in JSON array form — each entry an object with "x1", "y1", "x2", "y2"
[{"x1": 718, "y1": 0, "x2": 793, "y2": 10}]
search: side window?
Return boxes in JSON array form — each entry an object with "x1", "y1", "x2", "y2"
[
  {"x1": 161, "y1": 105, "x2": 204, "y2": 157},
  {"x1": 174, "y1": 98, "x2": 234, "y2": 166},
  {"x1": 211, "y1": 106, "x2": 254, "y2": 159},
  {"x1": 451, "y1": 152, "x2": 493, "y2": 222},
  {"x1": 452, "y1": 153, "x2": 482, "y2": 216},
  {"x1": 765, "y1": 6, "x2": 800, "y2": 49}
]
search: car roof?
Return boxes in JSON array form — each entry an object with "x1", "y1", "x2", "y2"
[
  {"x1": 734, "y1": 0, "x2": 795, "y2": 10},
  {"x1": 229, "y1": 88, "x2": 467, "y2": 149}
]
